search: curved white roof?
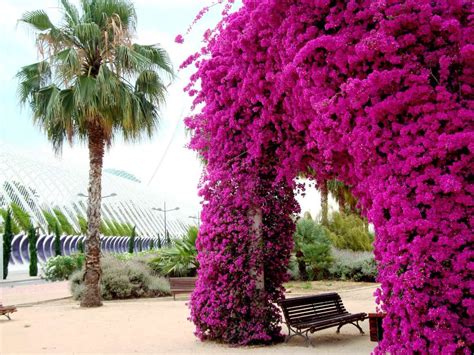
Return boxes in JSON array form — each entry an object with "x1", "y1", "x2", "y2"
[{"x1": 0, "y1": 145, "x2": 188, "y2": 238}]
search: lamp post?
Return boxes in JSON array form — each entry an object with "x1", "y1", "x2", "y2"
[
  {"x1": 153, "y1": 202, "x2": 179, "y2": 245},
  {"x1": 188, "y1": 215, "x2": 200, "y2": 228}
]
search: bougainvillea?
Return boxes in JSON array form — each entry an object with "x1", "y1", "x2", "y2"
[{"x1": 183, "y1": 0, "x2": 473, "y2": 352}]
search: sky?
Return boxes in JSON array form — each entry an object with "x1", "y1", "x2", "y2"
[{"x1": 0, "y1": 0, "x2": 330, "y2": 222}]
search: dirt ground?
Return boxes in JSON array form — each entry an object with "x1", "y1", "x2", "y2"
[{"x1": 0, "y1": 283, "x2": 378, "y2": 354}]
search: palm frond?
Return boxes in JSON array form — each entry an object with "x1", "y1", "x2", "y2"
[
  {"x1": 19, "y1": 10, "x2": 55, "y2": 31},
  {"x1": 16, "y1": 61, "x2": 51, "y2": 103},
  {"x1": 60, "y1": 0, "x2": 80, "y2": 27},
  {"x1": 132, "y1": 44, "x2": 174, "y2": 78}
]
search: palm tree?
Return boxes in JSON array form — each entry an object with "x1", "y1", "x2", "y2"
[{"x1": 17, "y1": 0, "x2": 173, "y2": 307}]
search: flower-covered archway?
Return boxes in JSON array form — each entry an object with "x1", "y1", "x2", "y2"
[{"x1": 183, "y1": 0, "x2": 473, "y2": 352}]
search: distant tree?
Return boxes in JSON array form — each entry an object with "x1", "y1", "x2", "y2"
[
  {"x1": 149, "y1": 239, "x2": 154, "y2": 250},
  {"x1": 2, "y1": 209, "x2": 13, "y2": 279},
  {"x1": 157, "y1": 235, "x2": 162, "y2": 249},
  {"x1": 128, "y1": 227, "x2": 136, "y2": 254},
  {"x1": 28, "y1": 225, "x2": 38, "y2": 276},
  {"x1": 10, "y1": 202, "x2": 32, "y2": 231},
  {"x1": 0, "y1": 208, "x2": 20, "y2": 235},
  {"x1": 53, "y1": 208, "x2": 76, "y2": 235},
  {"x1": 54, "y1": 223, "x2": 62, "y2": 256},
  {"x1": 293, "y1": 218, "x2": 332, "y2": 280},
  {"x1": 138, "y1": 237, "x2": 143, "y2": 252},
  {"x1": 77, "y1": 239, "x2": 85, "y2": 254},
  {"x1": 43, "y1": 209, "x2": 61, "y2": 234}
]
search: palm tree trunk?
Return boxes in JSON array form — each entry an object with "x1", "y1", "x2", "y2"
[
  {"x1": 81, "y1": 122, "x2": 104, "y2": 307},
  {"x1": 321, "y1": 182, "x2": 329, "y2": 226}
]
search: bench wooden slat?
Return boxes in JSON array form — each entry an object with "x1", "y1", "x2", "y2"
[
  {"x1": 277, "y1": 292, "x2": 367, "y2": 346},
  {"x1": 169, "y1": 277, "x2": 197, "y2": 300}
]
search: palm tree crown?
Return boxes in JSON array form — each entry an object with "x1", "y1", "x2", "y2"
[{"x1": 17, "y1": 0, "x2": 174, "y2": 151}]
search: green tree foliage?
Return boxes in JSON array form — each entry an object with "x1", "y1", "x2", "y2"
[
  {"x1": 54, "y1": 222, "x2": 62, "y2": 256},
  {"x1": 2, "y1": 209, "x2": 14, "y2": 279},
  {"x1": 77, "y1": 215, "x2": 88, "y2": 234},
  {"x1": 53, "y1": 209, "x2": 76, "y2": 235},
  {"x1": 100, "y1": 220, "x2": 111, "y2": 236},
  {"x1": 0, "y1": 208, "x2": 20, "y2": 234},
  {"x1": 10, "y1": 202, "x2": 32, "y2": 231},
  {"x1": 293, "y1": 217, "x2": 333, "y2": 280},
  {"x1": 128, "y1": 226, "x2": 136, "y2": 253},
  {"x1": 149, "y1": 226, "x2": 198, "y2": 277},
  {"x1": 28, "y1": 225, "x2": 38, "y2": 276},
  {"x1": 43, "y1": 209, "x2": 61, "y2": 234},
  {"x1": 77, "y1": 239, "x2": 85, "y2": 253},
  {"x1": 105, "y1": 219, "x2": 119, "y2": 236},
  {"x1": 325, "y1": 212, "x2": 374, "y2": 251}
]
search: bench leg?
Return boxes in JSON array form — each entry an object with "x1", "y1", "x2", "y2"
[
  {"x1": 285, "y1": 325, "x2": 313, "y2": 347},
  {"x1": 336, "y1": 320, "x2": 364, "y2": 335},
  {"x1": 2, "y1": 313, "x2": 11, "y2": 320}
]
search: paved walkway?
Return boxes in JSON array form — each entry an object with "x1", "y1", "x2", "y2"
[
  {"x1": 1, "y1": 286, "x2": 378, "y2": 354},
  {"x1": 1, "y1": 281, "x2": 70, "y2": 305}
]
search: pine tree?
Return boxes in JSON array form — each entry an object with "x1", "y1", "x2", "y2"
[
  {"x1": 28, "y1": 225, "x2": 38, "y2": 276},
  {"x1": 54, "y1": 222, "x2": 62, "y2": 256},
  {"x1": 128, "y1": 227, "x2": 136, "y2": 254},
  {"x1": 2, "y1": 209, "x2": 13, "y2": 279}
]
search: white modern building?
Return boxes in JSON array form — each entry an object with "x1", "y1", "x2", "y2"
[{"x1": 0, "y1": 146, "x2": 189, "y2": 238}]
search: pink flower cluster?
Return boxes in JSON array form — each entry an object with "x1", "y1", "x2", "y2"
[{"x1": 184, "y1": 0, "x2": 473, "y2": 352}]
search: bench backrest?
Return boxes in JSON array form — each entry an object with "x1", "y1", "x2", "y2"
[
  {"x1": 278, "y1": 293, "x2": 348, "y2": 325},
  {"x1": 169, "y1": 277, "x2": 197, "y2": 290}
]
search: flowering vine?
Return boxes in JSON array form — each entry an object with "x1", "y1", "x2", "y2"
[{"x1": 184, "y1": 0, "x2": 473, "y2": 352}]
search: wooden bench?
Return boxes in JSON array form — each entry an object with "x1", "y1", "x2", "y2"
[
  {"x1": 277, "y1": 292, "x2": 367, "y2": 346},
  {"x1": 0, "y1": 303, "x2": 17, "y2": 320},
  {"x1": 169, "y1": 277, "x2": 197, "y2": 300}
]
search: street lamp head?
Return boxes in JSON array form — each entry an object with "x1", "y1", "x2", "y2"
[
  {"x1": 153, "y1": 207, "x2": 163, "y2": 212},
  {"x1": 77, "y1": 193, "x2": 88, "y2": 198},
  {"x1": 174, "y1": 207, "x2": 180, "y2": 211},
  {"x1": 109, "y1": 193, "x2": 117, "y2": 197}
]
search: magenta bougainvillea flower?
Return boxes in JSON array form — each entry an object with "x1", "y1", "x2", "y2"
[{"x1": 183, "y1": 0, "x2": 473, "y2": 352}]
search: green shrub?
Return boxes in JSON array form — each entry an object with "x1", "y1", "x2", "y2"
[
  {"x1": 328, "y1": 248, "x2": 377, "y2": 282},
  {"x1": 70, "y1": 255, "x2": 170, "y2": 300},
  {"x1": 43, "y1": 254, "x2": 84, "y2": 281},
  {"x1": 148, "y1": 226, "x2": 198, "y2": 277},
  {"x1": 325, "y1": 212, "x2": 374, "y2": 251}
]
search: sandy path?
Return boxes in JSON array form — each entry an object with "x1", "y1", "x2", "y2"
[
  {"x1": 1, "y1": 281, "x2": 70, "y2": 305},
  {"x1": 1, "y1": 286, "x2": 378, "y2": 354}
]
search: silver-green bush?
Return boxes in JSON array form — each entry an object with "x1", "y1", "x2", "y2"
[{"x1": 70, "y1": 255, "x2": 170, "y2": 300}]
